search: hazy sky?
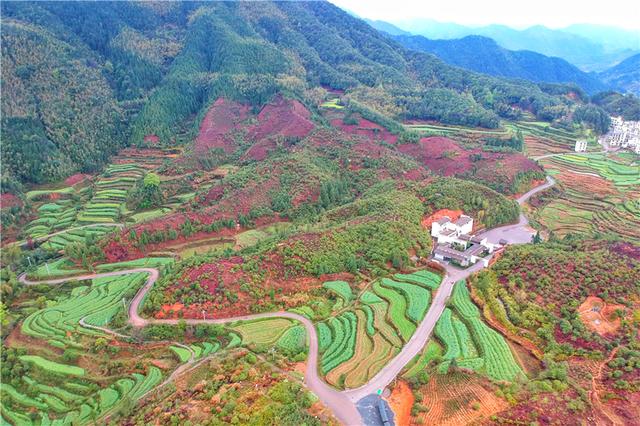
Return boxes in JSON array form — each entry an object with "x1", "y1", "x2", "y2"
[{"x1": 328, "y1": 0, "x2": 640, "y2": 30}]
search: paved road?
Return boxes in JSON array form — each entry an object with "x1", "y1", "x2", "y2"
[
  {"x1": 19, "y1": 177, "x2": 555, "y2": 425},
  {"x1": 19, "y1": 269, "x2": 362, "y2": 426},
  {"x1": 532, "y1": 150, "x2": 605, "y2": 161}
]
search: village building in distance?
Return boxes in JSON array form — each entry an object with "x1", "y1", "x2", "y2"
[
  {"x1": 431, "y1": 215, "x2": 496, "y2": 267},
  {"x1": 598, "y1": 116, "x2": 640, "y2": 154},
  {"x1": 574, "y1": 139, "x2": 588, "y2": 152}
]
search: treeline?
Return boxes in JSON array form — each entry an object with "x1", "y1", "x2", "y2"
[
  {"x1": 483, "y1": 130, "x2": 524, "y2": 152},
  {"x1": 420, "y1": 177, "x2": 520, "y2": 228},
  {"x1": 282, "y1": 190, "x2": 432, "y2": 277},
  {"x1": 591, "y1": 92, "x2": 640, "y2": 121}
]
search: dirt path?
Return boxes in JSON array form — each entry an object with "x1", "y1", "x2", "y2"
[
  {"x1": 19, "y1": 177, "x2": 556, "y2": 425},
  {"x1": 590, "y1": 347, "x2": 625, "y2": 426}
]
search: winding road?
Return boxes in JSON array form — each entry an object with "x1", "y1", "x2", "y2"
[{"x1": 18, "y1": 177, "x2": 555, "y2": 426}]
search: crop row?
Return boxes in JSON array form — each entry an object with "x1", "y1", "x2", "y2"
[
  {"x1": 319, "y1": 312, "x2": 357, "y2": 374},
  {"x1": 1, "y1": 362, "x2": 161, "y2": 425},
  {"x1": 372, "y1": 281, "x2": 415, "y2": 341},
  {"x1": 323, "y1": 280, "x2": 353, "y2": 302},
  {"x1": 380, "y1": 278, "x2": 431, "y2": 322},
  {"x1": 448, "y1": 281, "x2": 524, "y2": 382},
  {"x1": 22, "y1": 273, "x2": 148, "y2": 347},
  {"x1": 394, "y1": 270, "x2": 442, "y2": 290},
  {"x1": 232, "y1": 318, "x2": 295, "y2": 347}
]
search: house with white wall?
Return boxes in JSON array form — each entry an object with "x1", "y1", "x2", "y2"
[{"x1": 430, "y1": 215, "x2": 495, "y2": 267}]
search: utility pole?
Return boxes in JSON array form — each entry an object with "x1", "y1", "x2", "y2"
[
  {"x1": 202, "y1": 310, "x2": 206, "y2": 321},
  {"x1": 45, "y1": 262, "x2": 51, "y2": 278}
]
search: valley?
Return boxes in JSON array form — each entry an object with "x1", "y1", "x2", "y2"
[{"x1": 1, "y1": 2, "x2": 639, "y2": 426}]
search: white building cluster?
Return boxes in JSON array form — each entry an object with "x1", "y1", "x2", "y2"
[
  {"x1": 431, "y1": 215, "x2": 497, "y2": 267},
  {"x1": 599, "y1": 116, "x2": 640, "y2": 154}
]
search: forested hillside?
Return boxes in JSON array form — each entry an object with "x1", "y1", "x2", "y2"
[
  {"x1": 391, "y1": 34, "x2": 607, "y2": 94},
  {"x1": 598, "y1": 53, "x2": 640, "y2": 97},
  {"x1": 0, "y1": 1, "x2": 610, "y2": 190}
]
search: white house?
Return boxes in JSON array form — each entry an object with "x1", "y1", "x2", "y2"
[
  {"x1": 431, "y1": 215, "x2": 473, "y2": 242},
  {"x1": 430, "y1": 214, "x2": 495, "y2": 267},
  {"x1": 574, "y1": 140, "x2": 587, "y2": 152}
]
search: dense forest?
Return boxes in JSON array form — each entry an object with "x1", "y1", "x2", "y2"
[
  {"x1": 391, "y1": 34, "x2": 607, "y2": 94},
  {"x1": 0, "y1": 1, "x2": 619, "y2": 190}
]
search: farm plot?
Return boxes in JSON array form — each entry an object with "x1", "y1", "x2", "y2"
[
  {"x1": 232, "y1": 318, "x2": 298, "y2": 348},
  {"x1": 534, "y1": 155, "x2": 640, "y2": 243},
  {"x1": 4, "y1": 270, "x2": 171, "y2": 425},
  {"x1": 545, "y1": 154, "x2": 639, "y2": 188},
  {"x1": 41, "y1": 225, "x2": 118, "y2": 251},
  {"x1": 76, "y1": 164, "x2": 145, "y2": 224},
  {"x1": 24, "y1": 197, "x2": 82, "y2": 240},
  {"x1": 317, "y1": 270, "x2": 442, "y2": 388},
  {"x1": 21, "y1": 273, "x2": 148, "y2": 347},
  {"x1": 432, "y1": 281, "x2": 523, "y2": 382},
  {"x1": 27, "y1": 256, "x2": 173, "y2": 280},
  {"x1": 0, "y1": 362, "x2": 162, "y2": 425}
]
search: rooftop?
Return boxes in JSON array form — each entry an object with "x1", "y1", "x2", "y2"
[
  {"x1": 455, "y1": 215, "x2": 473, "y2": 227},
  {"x1": 436, "y1": 216, "x2": 451, "y2": 225},
  {"x1": 434, "y1": 244, "x2": 470, "y2": 262}
]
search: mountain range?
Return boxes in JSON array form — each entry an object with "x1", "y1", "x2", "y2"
[
  {"x1": 390, "y1": 34, "x2": 607, "y2": 94},
  {"x1": 386, "y1": 20, "x2": 640, "y2": 71},
  {"x1": 2, "y1": 0, "x2": 599, "y2": 188},
  {"x1": 598, "y1": 53, "x2": 640, "y2": 96}
]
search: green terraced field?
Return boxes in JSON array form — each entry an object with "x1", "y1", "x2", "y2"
[
  {"x1": 323, "y1": 280, "x2": 353, "y2": 302},
  {"x1": 317, "y1": 270, "x2": 442, "y2": 387},
  {"x1": 432, "y1": 281, "x2": 524, "y2": 382},
  {"x1": 232, "y1": 318, "x2": 296, "y2": 347},
  {"x1": 22, "y1": 273, "x2": 148, "y2": 346}
]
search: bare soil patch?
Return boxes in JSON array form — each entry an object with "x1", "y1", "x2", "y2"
[
  {"x1": 577, "y1": 296, "x2": 624, "y2": 336},
  {"x1": 413, "y1": 372, "x2": 507, "y2": 426},
  {"x1": 388, "y1": 380, "x2": 414, "y2": 426},
  {"x1": 422, "y1": 209, "x2": 463, "y2": 229}
]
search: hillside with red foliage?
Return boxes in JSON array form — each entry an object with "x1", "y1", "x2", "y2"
[
  {"x1": 330, "y1": 116, "x2": 398, "y2": 144},
  {"x1": 194, "y1": 98, "x2": 250, "y2": 154},
  {"x1": 0, "y1": 192, "x2": 22, "y2": 209},
  {"x1": 64, "y1": 173, "x2": 91, "y2": 186},
  {"x1": 248, "y1": 95, "x2": 314, "y2": 141},
  {"x1": 194, "y1": 96, "x2": 314, "y2": 160},
  {"x1": 399, "y1": 137, "x2": 541, "y2": 192}
]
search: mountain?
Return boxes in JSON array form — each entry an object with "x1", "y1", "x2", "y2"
[
  {"x1": 598, "y1": 54, "x2": 640, "y2": 96},
  {"x1": 394, "y1": 19, "x2": 639, "y2": 71},
  {"x1": 391, "y1": 34, "x2": 607, "y2": 94},
  {"x1": 1, "y1": 1, "x2": 603, "y2": 189},
  {"x1": 365, "y1": 19, "x2": 410, "y2": 36},
  {"x1": 563, "y1": 24, "x2": 640, "y2": 52}
]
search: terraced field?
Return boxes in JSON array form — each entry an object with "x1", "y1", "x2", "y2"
[
  {"x1": 77, "y1": 164, "x2": 145, "y2": 224},
  {"x1": 3, "y1": 272, "x2": 166, "y2": 425},
  {"x1": 432, "y1": 281, "x2": 523, "y2": 382},
  {"x1": 405, "y1": 122, "x2": 509, "y2": 137},
  {"x1": 506, "y1": 120, "x2": 586, "y2": 156},
  {"x1": 22, "y1": 185, "x2": 94, "y2": 240},
  {"x1": 535, "y1": 154, "x2": 640, "y2": 243},
  {"x1": 0, "y1": 363, "x2": 163, "y2": 425},
  {"x1": 21, "y1": 273, "x2": 148, "y2": 346},
  {"x1": 26, "y1": 256, "x2": 174, "y2": 280},
  {"x1": 232, "y1": 317, "x2": 306, "y2": 354},
  {"x1": 40, "y1": 225, "x2": 119, "y2": 251},
  {"x1": 316, "y1": 270, "x2": 443, "y2": 388}
]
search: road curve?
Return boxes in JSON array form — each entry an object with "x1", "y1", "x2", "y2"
[
  {"x1": 19, "y1": 177, "x2": 555, "y2": 425},
  {"x1": 19, "y1": 269, "x2": 361, "y2": 425}
]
